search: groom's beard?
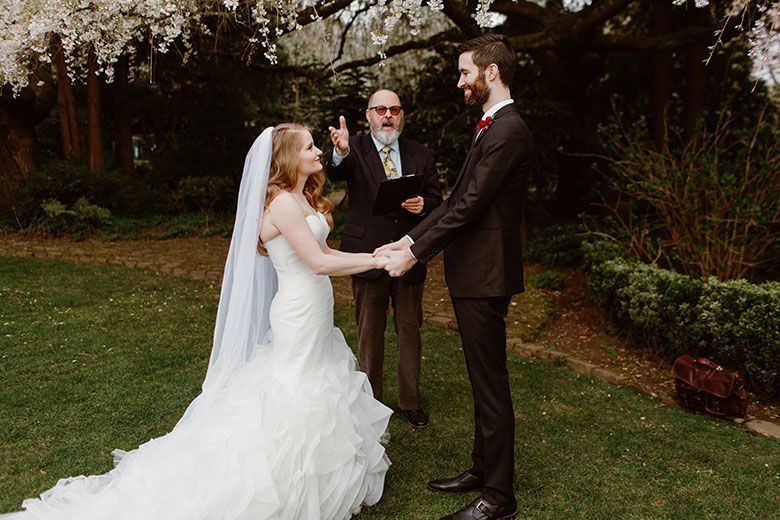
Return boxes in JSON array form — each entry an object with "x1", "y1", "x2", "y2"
[
  {"x1": 371, "y1": 126, "x2": 402, "y2": 146},
  {"x1": 463, "y1": 73, "x2": 490, "y2": 107}
]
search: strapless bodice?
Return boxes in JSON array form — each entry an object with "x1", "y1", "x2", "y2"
[{"x1": 265, "y1": 212, "x2": 329, "y2": 277}]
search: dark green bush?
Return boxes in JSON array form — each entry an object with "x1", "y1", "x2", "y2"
[
  {"x1": 528, "y1": 271, "x2": 566, "y2": 291},
  {"x1": 525, "y1": 223, "x2": 585, "y2": 267},
  {"x1": 8, "y1": 160, "x2": 173, "y2": 228},
  {"x1": 37, "y1": 197, "x2": 111, "y2": 237},
  {"x1": 173, "y1": 176, "x2": 236, "y2": 214},
  {"x1": 584, "y1": 241, "x2": 780, "y2": 399}
]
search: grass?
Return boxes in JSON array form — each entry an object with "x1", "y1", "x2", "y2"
[{"x1": 1, "y1": 256, "x2": 778, "y2": 519}]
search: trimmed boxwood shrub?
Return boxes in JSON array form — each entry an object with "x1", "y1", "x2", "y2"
[{"x1": 584, "y1": 241, "x2": 780, "y2": 399}]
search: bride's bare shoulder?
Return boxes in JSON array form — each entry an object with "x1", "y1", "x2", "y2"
[{"x1": 267, "y1": 191, "x2": 304, "y2": 220}]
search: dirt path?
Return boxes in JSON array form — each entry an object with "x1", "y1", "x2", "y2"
[{"x1": 1, "y1": 235, "x2": 777, "y2": 426}]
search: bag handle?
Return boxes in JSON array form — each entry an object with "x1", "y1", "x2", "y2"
[{"x1": 694, "y1": 357, "x2": 722, "y2": 371}]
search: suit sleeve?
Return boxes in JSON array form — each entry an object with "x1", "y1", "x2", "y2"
[
  {"x1": 419, "y1": 147, "x2": 443, "y2": 216},
  {"x1": 409, "y1": 122, "x2": 531, "y2": 263},
  {"x1": 326, "y1": 137, "x2": 359, "y2": 182}
]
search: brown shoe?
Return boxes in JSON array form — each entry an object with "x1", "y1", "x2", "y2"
[{"x1": 399, "y1": 408, "x2": 429, "y2": 429}]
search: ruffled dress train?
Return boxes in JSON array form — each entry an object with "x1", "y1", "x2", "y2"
[{"x1": 3, "y1": 213, "x2": 391, "y2": 520}]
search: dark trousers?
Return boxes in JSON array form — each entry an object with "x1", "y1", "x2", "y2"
[
  {"x1": 451, "y1": 296, "x2": 515, "y2": 506},
  {"x1": 352, "y1": 275, "x2": 424, "y2": 410}
]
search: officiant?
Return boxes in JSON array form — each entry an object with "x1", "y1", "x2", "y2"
[{"x1": 327, "y1": 89, "x2": 442, "y2": 429}]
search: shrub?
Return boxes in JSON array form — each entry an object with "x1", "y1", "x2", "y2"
[
  {"x1": 596, "y1": 109, "x2": 780, "y2": 281},
  {"x1": 7, "y1": 160, "x2": 173, "y2": 228},
  {"x1": 525, "y1": 223, "x2": 585, "y2": 267},
  {"x1": 173, "y1": 176, "x2": 236, "y2": 214},
  {"x1": 38, "y1": 197, "x2": 112, "y2": 237},
  {"x1": 584, "y1": 241, "x2": 780, "y2": 399},
  {"x1": 528, "y1": 271, "x2": 566, "y2": 291}
]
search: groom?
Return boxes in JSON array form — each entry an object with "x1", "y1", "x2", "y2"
[{"x1": 378, "y1": 34, "x2": 534, "y2": 520}]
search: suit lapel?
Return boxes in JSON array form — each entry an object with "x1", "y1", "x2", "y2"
[
  {"x1": 360, "y1": 136, "x2": 388, "y2": 187},
  {"x1": 449, "y1": 149, "x2": 475, "y2": 198},
  {"x1": 449, "y1": 104, "x2": 517, "y2": 197},
  {"x1": 398, "y1": 138, "x2": 417, "y2": 176}
]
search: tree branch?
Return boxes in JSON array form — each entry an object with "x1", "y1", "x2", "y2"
[
  {"x1": 333, "y1": 4, "x2": 372, "y2": 63},
  {"x1": 441, "y1": 0, "x2": 481, "y2": 38},
  {"x1": 591, "y1": 25, "x2": 716, "y2": 52},
  {"x1": 331, "y1": 28, "x2": 460, "y2": 72},
  {"x1": 491, "y1": 0, "x2": 546, "y2": 24},
  {"x1": 508, "y1": 32, "x2": 556, "y2": 51},
  {"x1": 570, "y1": 0, "x2": 637, "y2": 36},
  {"x1": 294, "y1": 0, "x2": 357, "y2": 29}
]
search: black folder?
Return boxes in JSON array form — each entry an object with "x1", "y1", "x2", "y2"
[{"x1": 372, "y1": 175, "x2": 425, "y2": 215}]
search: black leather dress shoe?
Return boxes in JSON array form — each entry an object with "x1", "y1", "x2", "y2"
[
  {"x1": 439, "y1": 496, "x2": 517, "y2": 520},
  {"x1": 428, "y1": 469, "x2": 484, "y2": 494},
  {"x1": 399, "y1": 408, "x2": 429, "y2": 429}
]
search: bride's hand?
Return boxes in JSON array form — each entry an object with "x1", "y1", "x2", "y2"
[{"x1": 374, "y1": 254, "x2": 389, "y2": 269}]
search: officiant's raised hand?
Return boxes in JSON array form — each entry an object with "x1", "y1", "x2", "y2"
[{"x1": 328, "y1": 115, "x2": 350, "y2": 156}]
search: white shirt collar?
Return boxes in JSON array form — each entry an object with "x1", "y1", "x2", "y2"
[
  {"x1": 482, "y1": 99, "x2": 514, "y2": 120},
  {"x1": 371, "y1": 135, "x2": 398, "y2": 153}
]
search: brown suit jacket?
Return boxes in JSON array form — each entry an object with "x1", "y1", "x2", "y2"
[
  {"x1": 328, "y1": 135, "x2": 443, "y2": 282},
  {"x1": 409, "y1": 104, "x2": 534, "y2": 297}
]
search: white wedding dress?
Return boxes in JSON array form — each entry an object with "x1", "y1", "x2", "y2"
[{"x1": 3, "y1": 212, "x2": 392, "y2": 520}]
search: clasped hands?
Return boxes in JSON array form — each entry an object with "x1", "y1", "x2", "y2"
[{"x1": 373, "y1": 237, "x2": 417, "y2": 277}]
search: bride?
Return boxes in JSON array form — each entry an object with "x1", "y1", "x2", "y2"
[{"x1": 2, "y1": 124, "x2": 393, "y2": 520}]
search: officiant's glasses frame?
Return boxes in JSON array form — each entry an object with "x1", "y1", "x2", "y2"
[{"x1": 368, "y1": 105, "x2": 403, "y2": 116}]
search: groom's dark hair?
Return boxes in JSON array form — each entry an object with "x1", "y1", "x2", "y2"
[{"x1": 456, "y1": 34, "x2": 516, "y2": 88}]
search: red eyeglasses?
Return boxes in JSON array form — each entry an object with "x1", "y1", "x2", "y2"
[{"x1": 368, "y1": 105, "x2": 403, "y2": 116}]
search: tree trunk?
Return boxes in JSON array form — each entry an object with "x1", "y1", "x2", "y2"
[
  {"x1": 115, "y1": 55, "x2": 134, "y2": 176},
  {"x1": 54, "y1": 40, "x2": 82, "y2": 161},
  {"x1": 683, "y1": 6, "x2": 710, "y2": 142},
  {"x1": 87, "y1": 47, "x2": 104, "y2": 172},
  {"x1": 0, "y1": 77, "x2": 55, "y2": 213},
  {"x1": 649, "y1": 0, "x2": 673, "y2": 150},
  {"x1": 537, "y1": 48, "x2": 603, "y2": 218},
  {"x1": 0, "y1": 105, "x2": 40, "y2": 212}
]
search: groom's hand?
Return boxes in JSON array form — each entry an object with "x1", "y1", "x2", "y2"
[
  {"x1": 384, "y1": 249, "x2": 417, "y2": 277},
  {"x1": 328, "y1": 116, "x2": 350, "y2": 156},
  {"x1": 373, "y1": 236, "x2": 413, "y2": 256}
]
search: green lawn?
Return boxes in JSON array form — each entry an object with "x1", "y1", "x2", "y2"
[{"x1": 1, "y1": 256, "x2": 778, "y2": 519}]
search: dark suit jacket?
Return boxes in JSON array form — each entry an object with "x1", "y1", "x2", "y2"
[
  {"x1": 328, "y1": 135, "x2": 443, "y2": 282},
  {"x1": 409, "y1": 104, "x2": 534, "y2": 297}
]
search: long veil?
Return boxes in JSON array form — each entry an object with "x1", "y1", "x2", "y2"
[{"x1": 202, "y1": 126, "x2": 277, "y2": 392}]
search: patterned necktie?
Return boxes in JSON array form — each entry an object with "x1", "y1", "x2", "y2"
[{"x1": 381, "y1": 145, "x2": 399, "y2": 179}]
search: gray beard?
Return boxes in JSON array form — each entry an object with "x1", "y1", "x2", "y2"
[{"x1": 371, "y1": 127, "x2": 401, "y2": 146}]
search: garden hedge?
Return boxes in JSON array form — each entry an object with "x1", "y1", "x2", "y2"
[{"x1": 583, "y1": 241, "x2": 780, "y2": 399}]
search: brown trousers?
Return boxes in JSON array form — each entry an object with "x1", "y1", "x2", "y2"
[{"x1": 352, "y1": 275, "x2": 424, "y2": 410}]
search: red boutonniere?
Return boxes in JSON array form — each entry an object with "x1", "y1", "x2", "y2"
[{"x1": 477, "y1": 116, "x2": 493, "y2": 131}]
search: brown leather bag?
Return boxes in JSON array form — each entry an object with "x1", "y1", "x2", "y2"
[{"x1": 672, "y1": 355, "x2": 749, "y2": 419}]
